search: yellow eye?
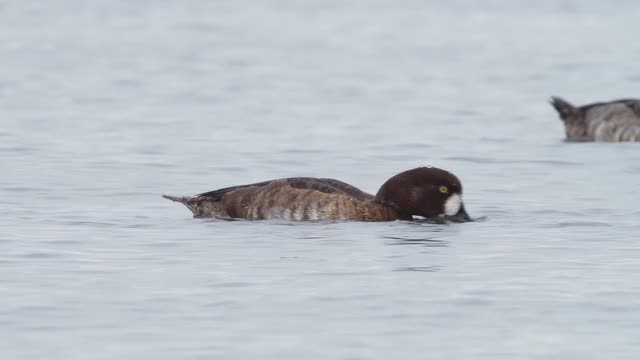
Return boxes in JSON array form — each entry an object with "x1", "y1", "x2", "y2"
[{"x1": 439, "y1": 186, "x2": 449, "y2": 194}]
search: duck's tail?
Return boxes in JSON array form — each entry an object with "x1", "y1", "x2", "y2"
[
  {"x1": 550, "y1": 96, "x2": 579, "y2": 121},
  {"x1": 162, "y1": 194, "x2": 190, "y2": 203},
  {"x1": 162, "y1": 194, "x2": 197, "y2": 213}
]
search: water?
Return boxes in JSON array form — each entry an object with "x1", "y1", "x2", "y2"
[{"x1": 1, "y1": 1, "x2": 640, "y2": 358}]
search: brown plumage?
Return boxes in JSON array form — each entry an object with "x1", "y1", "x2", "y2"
[
  {"x1": 550, "y1": 96, "x2": 640, "y2": 142},
  {"x1": 163, "y1": 167, "x2": 471, "y2": 222}
]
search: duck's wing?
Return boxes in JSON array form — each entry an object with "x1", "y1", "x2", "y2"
[
  {"x1": 198, "y1": 177, "x2": 374, "y2": 201},
  {"x1": 580, "y1": 99, "x2": 640, "y2": 117},
  {"x1": 620, "y1": 100, "x2": 640, "y2": 117},
  {"x1": 287, "y1": 178, "x2": 375, "y2": 201},
  {"x1": 194, "y1": 178, "x2": 382, "y2": 221},
  {"x1": 197, "y1": 180, "x2": 273, "y2": 201},
  {"x1": 581, "y1": 99, "x2": 640, "y2": 124}
]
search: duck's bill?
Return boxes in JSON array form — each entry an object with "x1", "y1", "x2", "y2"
[{"x1": 444, "y1": 204, "x2": 473, "y2": 223}]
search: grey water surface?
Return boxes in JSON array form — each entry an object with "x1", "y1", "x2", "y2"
[{"x1": 1, "y1": 1, "x2": 640, "y2": 359}]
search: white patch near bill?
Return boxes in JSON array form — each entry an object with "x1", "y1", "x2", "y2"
[{"x1": 443, "y1": 193, "x2": 462, "y2": 216}]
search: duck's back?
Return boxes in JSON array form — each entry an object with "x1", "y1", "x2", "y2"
[{"x1": 582, "y1": 99, "x2": 640, "y2": 141}]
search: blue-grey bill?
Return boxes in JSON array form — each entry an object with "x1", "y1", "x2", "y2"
[{"x1": 444, "y1": 204, "x2": 473, "y2": 223}]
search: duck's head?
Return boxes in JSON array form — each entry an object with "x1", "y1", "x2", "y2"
[{"x1": 375, "y1": 166, "x2": 472, "y2": 222}]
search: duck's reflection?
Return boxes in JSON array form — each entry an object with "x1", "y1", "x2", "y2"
[
  {"x1": 383, "y1": 235, "x2": 448, "y2": 248},
  {"x1": 394, "y1": 266, "x2": 442, "y2": 272}
]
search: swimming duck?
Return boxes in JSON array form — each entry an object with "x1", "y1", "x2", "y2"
[
  {"x1": 163, "y1": 166, "x2": 472, "y2": 222},
  {"x1": 550, "y1": 96, "x2": 640, "y2": 142}
]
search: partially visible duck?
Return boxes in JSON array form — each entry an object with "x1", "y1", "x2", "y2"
[
  {"x1": 550, "y1": 96, "x2": 640, "y2": 142},
  {"x1": 163, "y1": 167, "x2": 472, "y2": 222}
]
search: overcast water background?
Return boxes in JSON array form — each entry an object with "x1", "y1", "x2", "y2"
[{"x1": 1, "y1": 0, "x2": 640, "y2": 359}]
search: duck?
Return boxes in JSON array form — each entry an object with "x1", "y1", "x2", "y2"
[
  {"x1": 550, "y1": 96, "x2": 640, "y2": 142},
  {"x1": 163, "y1": 166, "x2": 472, "y2": 222}
]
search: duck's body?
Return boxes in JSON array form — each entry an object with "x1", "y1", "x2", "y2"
[
  {"x1": 164, "y1": 178, "x2": 399, "y2": 221},
  {"x1": 164, "y1": 167, "x2": 471, "y2": 222},
  {"x1": 550, "y1": 96, "x2": 640, "y2": 142}
]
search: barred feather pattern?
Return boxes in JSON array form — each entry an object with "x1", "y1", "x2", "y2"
[
  {"x1": 188, "y1": 180, "x2": 400, "y2": 221},
  {"x1": 581, "y1": 101, "x2": 640, "y2": 141}
]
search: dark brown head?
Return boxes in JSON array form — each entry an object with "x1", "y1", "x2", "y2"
[
  {"x1": 550, "y1": 96, "x2": 590, "y2": 141},
  {"x1": 375, "y1": 167, "x2": 471, "y2": 222}
]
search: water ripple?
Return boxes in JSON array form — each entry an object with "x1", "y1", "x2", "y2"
[{"x1": 394, "y1": 266, "x2": 441, "y2": 272}]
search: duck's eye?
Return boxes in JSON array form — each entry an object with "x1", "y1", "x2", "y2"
[{"x1": 439, "y1": 186, "x2": 449, "y2": 194}]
